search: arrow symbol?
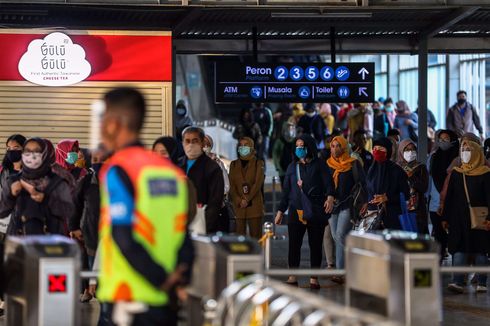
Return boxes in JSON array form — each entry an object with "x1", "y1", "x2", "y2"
[
  {"x1": 359, "y1": 87, "x2": 368, "y2": 97},
  {"x1": 358, "y1": 67, "x2": 369, "y2": 80}
]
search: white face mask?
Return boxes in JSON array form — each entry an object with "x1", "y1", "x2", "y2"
[
  {"x1": 203, "y1": 146, "x2": 211, "y2": 155},
  {"x1": 403, "y1": 150, "x2": 417, "y2": 163},
  {"x1": 22, "y1": 152, "x2": 43, "y2": 169},
  {"x1": 306, "y1": 111, "x2": 316, "y2": 118},
  {"x1": 184, "y1": 143, "x2": 203, "y2": 160},
  {"x1": 461, "y1": 150, "x2": 471, "y2": 164}
]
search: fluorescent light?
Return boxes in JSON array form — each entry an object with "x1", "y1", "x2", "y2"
[{"x1": 271, "y1": 12, "x2": 373, "y2": 19}]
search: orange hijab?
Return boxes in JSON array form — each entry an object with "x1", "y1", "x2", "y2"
[{"x1": 327, "y1": 136, "x2": 356, "y2": 188}]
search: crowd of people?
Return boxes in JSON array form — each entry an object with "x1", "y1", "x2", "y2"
[{"x1": 0, "y1": 88, "x2": 489, "y2": 324}]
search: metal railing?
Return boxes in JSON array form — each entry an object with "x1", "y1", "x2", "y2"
[{"x1": 213, "y1": 274, "x2": 400, "y2": 326}]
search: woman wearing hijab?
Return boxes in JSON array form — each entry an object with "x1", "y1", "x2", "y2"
[
  {"x1": 327, "y1": 136, "x2": 366, "y2": 280},
  {"x1": 428, "y1": 130, "x2": 459, "y2": 260},
  {"x1": 397, "y1": 139, "x2": 429, "y2": 234},
  {"x1": 229, "y1": 137, "x2": 265, "y2": 238},
  {"x1": 275, "y1": 134, "x2": 335, "y2": 289},
  {"x1": 393, "y1": 100, "x2": 418, "y2": 142},
  {"x1": 443, "y1": 139, "x2": 490, "y2": 294},
  {"x1": 56, "y1": 139, "x2": 87, "y2": 182},
  {"x1": 0, "y1": 138, "x2": 74, "y2": 235},
  {"x1": 366, "y1": 137, "x2": 410, "y2": 230},
  {"x1": 152, "y1": 136, "x2": 182, "y2": 165},
  {"x1": 1, "y1": 134, "x2": 26, "y2": 192},
  {"x1": 232, "y1": 108, "x2": 263, "y2": 149}
]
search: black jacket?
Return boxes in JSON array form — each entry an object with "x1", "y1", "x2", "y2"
[
  {"x1": 443, "y1": 171, "x2": 490, "y2": 254},
  {"x1": 278, "y1": 135, "x2": 335, "y2": 225},
  {"x1": 181, "y1": 154, "x2": 225, "y2": 233},
  {"x1": 297, "y1": 114, "x2": 327, "y2": 146},
  {"x1": 70, "y1": 169, "x2": 100, "y2": 254},
  {"x1": 328, "y1": 160, "x2": 366, "y2": 214}
]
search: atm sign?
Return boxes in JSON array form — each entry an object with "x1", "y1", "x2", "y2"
[{"x1": 48, "y1": 274, "x2": 67, "y2": 293}]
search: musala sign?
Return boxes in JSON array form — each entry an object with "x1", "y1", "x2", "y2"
[{"x1": 18, "y1": 32, "x2": 91, "y2": 86}]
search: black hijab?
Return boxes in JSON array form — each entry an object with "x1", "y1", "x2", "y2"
[
  {"x1": 430, "y1": 130, "x2": 459, "y2": 192},
  {"x1": 367, "y1": 137, "x2": 397, "y2": 195},
  {"x1": 293, "y1": 134, "x2": 318, "y2": 163},
  {"x1": 152, "y1": 136, "x2": 180, "y2": 165},
  {"x1": 21, "y1": 138, "x2": 52, "y2": 181},
  {"x1": 2, "y1": 134, "x2": 26, "y2": 171}
]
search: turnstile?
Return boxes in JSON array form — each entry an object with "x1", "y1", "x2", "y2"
[
  {"x1": 188, "y1": 234, "x2": 263, "y2": 325},
  {"x1": 345, "y1": 230, "x2": 441, "y2": 325},
  {"x1": 4, "y1": 236, "x2": 80, "y2": 326}
]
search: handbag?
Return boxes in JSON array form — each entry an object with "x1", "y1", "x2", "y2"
[
  {"x1": 295, "y1": 164, "x2": 314, "y2": 223},
  {"x1": 189, "y1": 204, "x2": 207, "y2": 235},
  {"x1": 462, "y1": 173, "x2": 488, "y2": 230},
  {"x1": 354, "y1": 205, "x2": 384, "y2": 232},
  {"x1": 398, "y1": 193, "x2": 418, "y2": 233}
]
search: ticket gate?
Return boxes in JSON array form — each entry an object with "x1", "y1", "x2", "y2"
[
  {"x1": 345, "y1": 230, "x2": 441, "y2": 325},
  {"x1": 3, "y1": 236, "x2": 81, "y2": 326},
  {"x1": 187, "y1": 234, "x2": 263, "y2": 326}
]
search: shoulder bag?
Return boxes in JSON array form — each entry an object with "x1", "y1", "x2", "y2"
[{"x1": 462, "y1": 173, "x2": 488, "y2": 230}]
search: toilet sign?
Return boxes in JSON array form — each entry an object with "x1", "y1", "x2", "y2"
[{"x1": 18, "y1": 32, "x2": 91, "y2": 86}]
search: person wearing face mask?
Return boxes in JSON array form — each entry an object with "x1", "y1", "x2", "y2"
[
  {"x1": 366, "y1": 137, "x2": 410, "y2": 230},
  {"x1": 181, "y1": 127, "x2": 225, "y2": 234},
  {"x1": 394, "y1": 100, "x2": 418, "y2": 142},
  {"x1": 275, "y1": 135, "x2": 335, "y2": 289},
  {"x1": 273, "y1": 113, "x2": 296, "y2": 186},
  {"x1": 443, "y1": 139, "x2": 490, "y2": 294},
  {"x1": 70, "y1": 146, "x2": 109, "y2": 303},
  {"x1": 397, "y1": 139, "x2": 429, "y2": 234},
  {"x1": 228, "y1": 137, "x2": 265, "y2": 238},
  {"x1": 383, "y1": 97, "x2": 395, "y2": 129},
  {"x1": 297, "y1": 103, "x2": 327, "y2": 149},
  {"x1": 446, "y1": 90, "x2": 484, "y2": 139},
  {"x1": 0, "y1": 134, "x2": 26, "y2": 316},
  {"x1": 428, "y1": 130, "x2": 459, "y2": 261},
  {"x1": 175, "y1": 100, "x2": 193, "y2": 142},
  {"x1": 0, "y1": 138, "x2": 74, "y2": 235},
  {"x1": 352, "y1": 129, "x2": 374, "y2": 175},
  {"x1": 56, "y1": 139, "x2": 87, "y2": 182}
]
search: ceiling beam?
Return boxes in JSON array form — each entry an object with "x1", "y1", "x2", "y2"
[{"x1": 419, "y1": 6, "x2": 480, "y2": 39}]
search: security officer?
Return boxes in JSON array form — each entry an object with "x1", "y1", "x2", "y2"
[{"x1": 97, "y1": 88, "x2": 193, "y2": 326}]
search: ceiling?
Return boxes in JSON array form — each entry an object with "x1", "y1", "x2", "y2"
[{"x1": 1, "y1": 1, "x2": 490, "y2": 53}]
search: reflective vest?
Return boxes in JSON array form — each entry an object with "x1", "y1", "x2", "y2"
[{"x1": 97, "y1": 146, "x2": 188, "y2": 305}]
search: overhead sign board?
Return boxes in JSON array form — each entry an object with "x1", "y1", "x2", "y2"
[{"x1": 215, "y1": 62, "x2": 375, "y2": 103}]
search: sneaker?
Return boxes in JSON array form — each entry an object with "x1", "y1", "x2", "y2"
[
  {"x1": 448, "y1": 283, "x2": 464, "y2": 294},
  {"x1": 476, "y1": 285, "x2": 487, "y2": 293}
]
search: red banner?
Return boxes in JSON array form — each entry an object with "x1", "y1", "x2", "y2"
[{"x1": 0, "y1": 32, "x2": 172, "y2": 82}]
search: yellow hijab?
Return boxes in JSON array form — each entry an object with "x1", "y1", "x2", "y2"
[
  {"x1": 327, "y1": 136, "x2": 356, "y2": 188},
  {"x1": 454, "y1": 139, "x2": 490, "y2": 176}
]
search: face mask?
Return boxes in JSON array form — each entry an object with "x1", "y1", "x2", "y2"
[
  {"x1": 457, "y1": 99, "x2": 466, "y2": 106},
  {"x1": 385, "y1": 105, "x2": 394, "y2": 113},
  {"x1": 238, "y1": 146, "x2": 252, "y2": 158},
  {"x1": 6, "y1": 150, "x2": 22, "y2": 163},
  {"x1": 372, "y1": 148, "x2": 388, "y2": 163},
  {"x1": 403, "y1": 150, "x2": 417, "y2": 163},
  {"x1": 66, "y1": 152, "x2": 79, "y2": 165},
  {"x1": 295, "y1": 147, "x2": 307, "y2": 159},
  {"x1": 438, "y1": 141, "x2": 452, "y2": 151},
  {"x1": 461, "y1": 150, "x2": 471, "y2": 164},
  {"x1": 184, "y1": 143, "x2": 203, "y2": 160},
  {"x1": 306, "y1": 111, "x2": 316, "y2": 118},
  {"x1": 22, "y1": 152, "x2": 43, "y2": 169},
  {"x1": 203, "y1": 147, "x2": 211, "y2": 155},
  {"x1": 177, "y1": 107, "x2": 186, "y2": 116}
]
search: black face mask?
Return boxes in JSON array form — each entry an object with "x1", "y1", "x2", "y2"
[
  {"x1": 457, "y1": 99, "x2": 466, "y2": 106},
  {"x1": 6, "y1": 150, "x2": 22, "y2": 163}
]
